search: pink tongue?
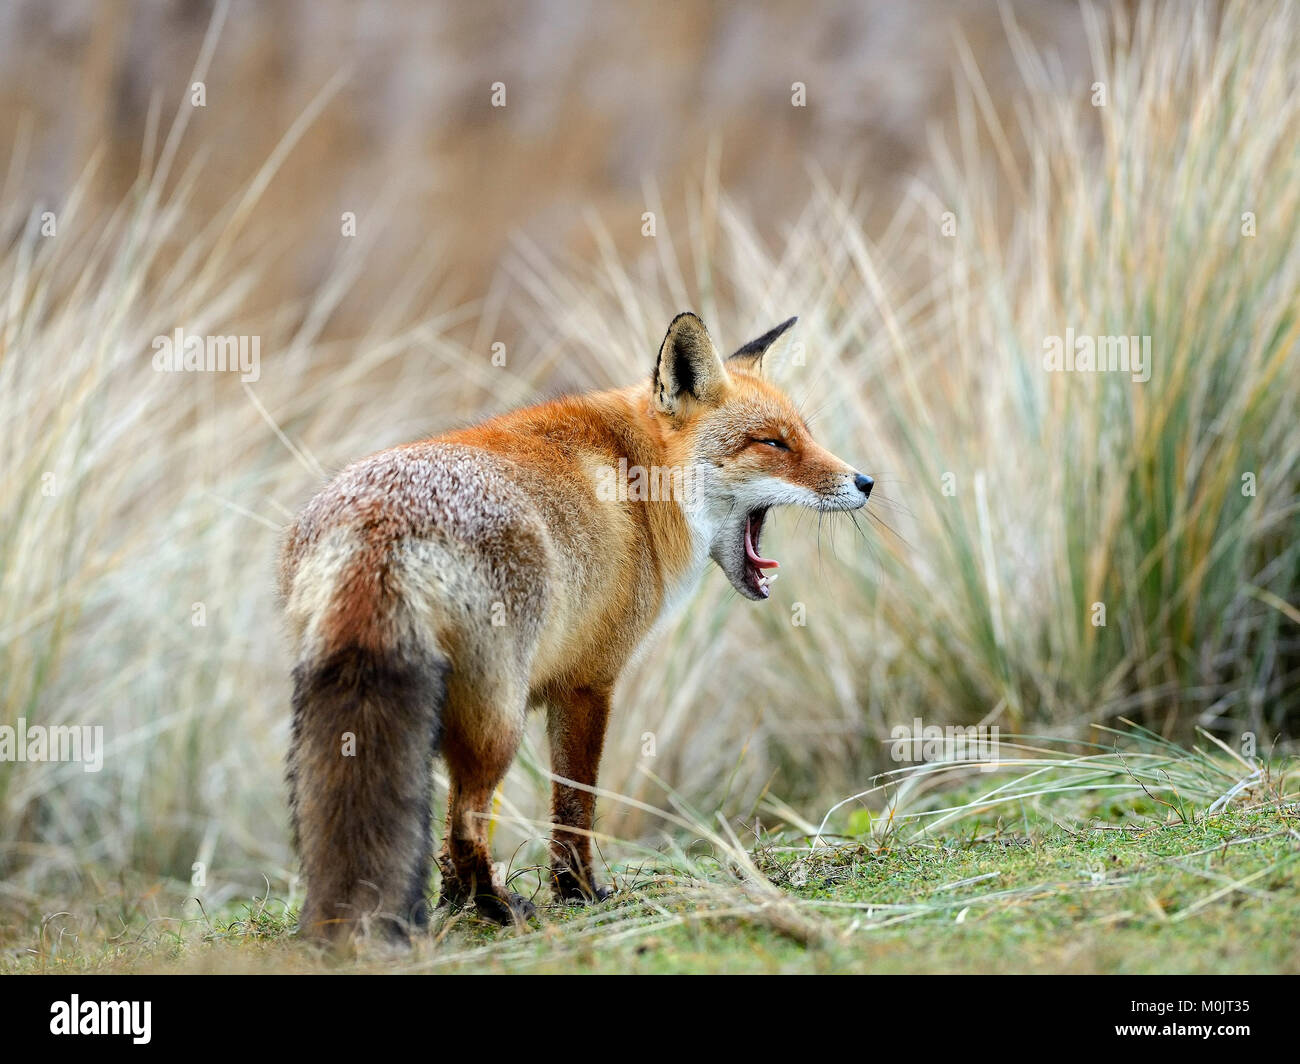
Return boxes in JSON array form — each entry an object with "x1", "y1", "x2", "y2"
[{"x1": 744, "y1": 516, "x2": 779, "y2": 570}]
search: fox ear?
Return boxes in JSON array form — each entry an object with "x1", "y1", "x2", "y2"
[
  {"x1": 729, "y1": 316, "x2": 797, "y2": 371},
  {"x1": 653, "y1": 312, "x2": 728, "y2": 415}
]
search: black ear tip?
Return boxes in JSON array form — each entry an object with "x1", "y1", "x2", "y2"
[
  {"x1": 729, "y1": 315, "x2": 799, "y2": 364},
  {"x1": 767, "y1": 316, "x2": 798, "y2": 342}
]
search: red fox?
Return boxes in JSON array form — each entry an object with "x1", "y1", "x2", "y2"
[{"x1": 281, "y1": 312, "x2": 872, "y2": 943}]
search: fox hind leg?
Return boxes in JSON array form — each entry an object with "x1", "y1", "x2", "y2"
[{"x1": 438, "y1": 689, "x2": 537, "y2": 925}]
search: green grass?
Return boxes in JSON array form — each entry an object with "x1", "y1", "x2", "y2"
[
  {"x1": 7, "y1": 742, "x2": 1296, "y2": 975},
  {"x1": 5, "y1": 804, "x2": 1294, "y2": 975}
]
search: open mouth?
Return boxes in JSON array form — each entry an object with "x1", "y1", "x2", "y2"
[{"x1": 743, "y1": 507, "x2": 780, "y2": 598}]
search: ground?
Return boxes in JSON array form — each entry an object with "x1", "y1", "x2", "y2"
[{"x1": 6, "y1": 798, "x2": 1296, "y2": 975}]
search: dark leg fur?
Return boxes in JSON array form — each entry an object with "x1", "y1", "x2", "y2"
[
  {"x1": 547, "y1": 686, "x2": 613, "y2": 903},
  {"x1": 438, "y1": 722, "x2": 536, "y2": 926}
]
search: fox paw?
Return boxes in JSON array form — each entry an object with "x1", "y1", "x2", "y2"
[
  {"x1": 473, "y1": 891, "x2": 537, "y2": 926},
  {"x1": 435, "y1": 855, "x2": 471, "y2": 910},
  {"x1": 554, "y1": 876, "x2": 613, "y2": 905}
]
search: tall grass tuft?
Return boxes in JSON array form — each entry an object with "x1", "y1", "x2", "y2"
[
  {"x1": 506, "y1": 0, "x2": 1299, "y2": 812},
  {"x1": 871, "y1": 0, "x2": 1300, "y2": 741}
]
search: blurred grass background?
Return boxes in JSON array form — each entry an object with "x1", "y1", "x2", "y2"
[{"x1": 0, "y1": 0, "x2": 1296, "y2": 920}]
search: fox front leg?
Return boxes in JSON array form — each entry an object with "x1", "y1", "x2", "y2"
[{"x1": 546, "y1": 686, "x2": 613, "y2": 903}]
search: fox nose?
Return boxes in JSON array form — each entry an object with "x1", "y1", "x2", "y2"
[{"x1": 854, "y1": 473, "x2": 874, "y2": 498}]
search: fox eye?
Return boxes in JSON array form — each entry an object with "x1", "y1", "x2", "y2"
[{"x1": 752, "y1": 437, "x2": 789, "y2": 451}]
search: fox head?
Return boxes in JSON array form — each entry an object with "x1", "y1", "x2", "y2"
[{"x1": 650, "y1": 312, "x2": 873, "y2": 601}]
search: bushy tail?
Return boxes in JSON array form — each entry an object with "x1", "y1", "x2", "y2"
[{"x1": 287, "y1": 641, "x2": 447, "y2": 946}]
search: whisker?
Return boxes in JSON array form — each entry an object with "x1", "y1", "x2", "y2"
[
  {"x1": 816, "y1": 509, "x2": 826, "y2": 574},
  {"x1": 846, "y1": 508, "x2": 867, "y2": 543},
  {"x1": 867, "y1": 509, "x2": 911, "y2": 549},
  {"x1": 867, "y1": 496, "x2": 915, "y2": 520},
  {"x1": 849, "y1": 510, "x2": 885, "y2": 573}
]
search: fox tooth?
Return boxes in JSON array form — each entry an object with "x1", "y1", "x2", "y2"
[{"x1": 767, "y1": 573, "x2": 779, "y2": 583}]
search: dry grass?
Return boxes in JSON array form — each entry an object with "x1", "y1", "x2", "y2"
[{"x1": 0, "y1": 0, "x2": 1296, "y2": 933}]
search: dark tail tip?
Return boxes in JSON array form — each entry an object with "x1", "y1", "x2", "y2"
[{"x1": 287, "y1": 643, "x2": 448, "y2": 946}]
